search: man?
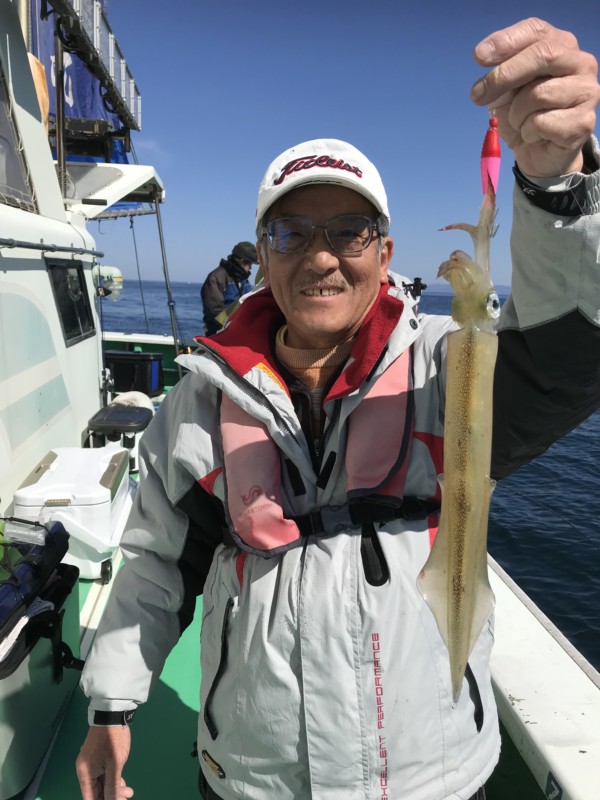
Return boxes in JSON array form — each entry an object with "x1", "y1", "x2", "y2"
[
  {"x1": 76, "y1": 18, "x2": 600, "y2": 800},
  {"x1": 201, "y1": 241, "x2": 258, "y2": 334}
]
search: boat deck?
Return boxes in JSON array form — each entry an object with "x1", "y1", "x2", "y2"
[{"x1": 34, "y1": 594, "x2": 203, "y2": 800}]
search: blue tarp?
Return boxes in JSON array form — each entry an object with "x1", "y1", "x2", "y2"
[{"x1": 28, "y1": 0, "x2": 128, "y2": 163}]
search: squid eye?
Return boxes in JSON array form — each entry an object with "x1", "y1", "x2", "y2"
[{"x1": 486, "y1": 291, "x2": 501, "y2": 319}]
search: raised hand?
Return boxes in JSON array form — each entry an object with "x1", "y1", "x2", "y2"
[{"x1": 471, "y1": 17, "x2": 600, "y2": 177}]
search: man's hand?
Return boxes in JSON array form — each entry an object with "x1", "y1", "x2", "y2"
[
  {"x1": 471, "y1": 17, "x2": 600, "y2": 177},
  {"x1": 76, "y1": 726, "x2": 133, "y2": 800}
]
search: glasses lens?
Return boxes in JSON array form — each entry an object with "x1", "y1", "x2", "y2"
[
  {"x1": 267, "y1": 217, "x2": 313, "y2": 254},
  {"x1": 266, "y1": 215, "x2": 376, "y2": 254},
  {"x1": 327, "y1": 215, "x2": 373, "y2": 253}
]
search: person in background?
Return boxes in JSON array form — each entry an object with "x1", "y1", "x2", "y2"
[
  {"x1": 201, "y1": 240, "x2": 258, "y2": 334},
  {"x1": 75, "y1": 18, "x2": 600, "y2": 800}
]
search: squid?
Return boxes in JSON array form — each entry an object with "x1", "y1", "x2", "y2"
[{"x1": 417, "y1": 180, "x2": 501, "y2": 703}]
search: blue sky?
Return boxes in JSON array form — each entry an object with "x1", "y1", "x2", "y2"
[{"x1": 98, "y1": 0, "x2": 600, "y2": 289}]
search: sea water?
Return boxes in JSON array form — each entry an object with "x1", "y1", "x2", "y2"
[{"x1": 98, "y1": 280, "x2": 600, "y2": 669}]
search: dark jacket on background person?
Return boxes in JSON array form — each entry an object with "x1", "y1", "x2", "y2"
[{"x1": 201, "y1": 255, "x2": 254, "y2": 335}]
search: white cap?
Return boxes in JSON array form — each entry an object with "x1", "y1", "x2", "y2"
[{"x1": 256, "y1": 138, "x2": 390, "y2": 228}]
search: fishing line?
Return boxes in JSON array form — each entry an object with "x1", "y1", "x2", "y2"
[
  {"x1": 498, "y1": 488, "x2": 600, "y2": 553},
  {"x1": 129, "y1": 216, "x2": 150, "y2": 334}
]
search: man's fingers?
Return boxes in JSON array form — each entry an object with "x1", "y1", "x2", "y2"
[
  {"x1": 120, "y1": 777, "x2": 134, "y2": 798},
  {"x1": 472, "y1": 44, "x2": 592, "y2": 106},
  {"x1": 75, "y1": 761, "x2": 102, "y2": 800},
  {"x1": 75, "y1": 727, "x2": 132, "y2": 800},
  {"x1": 103, "y1": 771, "x2": 120, "y2": 800},
  {"x1": 506, "y1": 75, "x2": 600, "y2": 134},
  {"x1": 470, "y1": 17, "x2": 597, "y2": 108},
  {"x1": 102, "y1": 771, "x2": 134, "y2": 800},
  {"x1": 519, "y1": 108, "x2": 596, "y2": 150},
  {"x1": 473, "y1": 17, "x2": 576, "y2": 66}
]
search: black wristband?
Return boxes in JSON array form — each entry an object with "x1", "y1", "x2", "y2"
[
  {"x1": 513, "y1": 162, "x2": 600, "y2": 217},
  {"x1": 93, "y1": 709, "x2": 136, "y2": 726}
]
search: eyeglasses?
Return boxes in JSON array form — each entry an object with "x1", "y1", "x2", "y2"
[{"x1": 261, "y1": 214, "x2": 387, "y2": 255}]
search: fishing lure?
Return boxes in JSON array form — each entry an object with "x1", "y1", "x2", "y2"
[{"x1": 481, "y1": 114, "x2": 501, "y2": 195}]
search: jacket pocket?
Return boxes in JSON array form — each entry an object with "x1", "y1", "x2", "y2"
[
  {"x1": 203, "y1": 597, "x2": 234, "y2": 740},
  {"x1": 464, "y1": 663, "x2": 484, "y2": 732},
  {"x1": 360, "y1": 523, "x2": 389, "y2": 586}
]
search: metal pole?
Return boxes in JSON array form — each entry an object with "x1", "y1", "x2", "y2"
[
  {"x1": 153, "y1": 190, "x2": 183, "y2": 380},
  {"x1": 54, "y1": 30, "x2": 66, "y2": 196}
]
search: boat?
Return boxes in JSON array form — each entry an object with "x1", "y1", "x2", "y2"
[{"x1": 0, "y1": 2, "x2": 598, "y2": 799}]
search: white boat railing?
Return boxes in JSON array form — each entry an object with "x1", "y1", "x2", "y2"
[{"x1": 490, "y1": 556, "x2": 600, "y2": 800}]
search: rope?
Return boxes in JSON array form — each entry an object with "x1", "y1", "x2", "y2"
[
  {"x1": 171, "y1": 294, "x2": 186, "y2": 343},
  {"x1": 129, "y1": 216, "x2": 150, "y2": 334},
  {"x1": 129, "y1": 215, "x2": 186, "y2": 343}
]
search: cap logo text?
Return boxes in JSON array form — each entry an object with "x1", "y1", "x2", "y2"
[{"x1": 273, "y1": 154, "x2": 363, "y2": 186}]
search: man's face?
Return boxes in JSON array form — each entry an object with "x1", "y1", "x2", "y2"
[{"x1": 258, "y1": 185, "x2": 393, "y2": 349}]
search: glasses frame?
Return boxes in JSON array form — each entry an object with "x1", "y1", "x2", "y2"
[{"x1": 261, "y1": 214, "x2": 388, "y2": 256}]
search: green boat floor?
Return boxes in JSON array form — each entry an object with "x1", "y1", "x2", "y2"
[{"x1": 36, "y1": 597, "x2": 202, "y2": 800}]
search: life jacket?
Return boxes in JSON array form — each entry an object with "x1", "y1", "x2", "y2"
[{"x1": 218, "y1": 347, "x2": 439, "y2": 557}]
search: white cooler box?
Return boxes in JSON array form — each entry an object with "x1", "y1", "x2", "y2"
[{"x1": 13, "y1": 446, "x2": 130, "y2": 581}]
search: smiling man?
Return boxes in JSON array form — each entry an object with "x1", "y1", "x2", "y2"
[
  {"x1": 257, "y1": 169, "x2": 392, "y2": 349},
  {"x1": 256, "y1": 142, "x2": 392, "y2": 335},
  {"x1": 76, "y1": 18, "x2": 600, "y2": 800}
]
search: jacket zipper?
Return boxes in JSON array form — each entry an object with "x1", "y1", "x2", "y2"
[{"x1": 203, "y1": 597, "x2": 234, "y2": 741}]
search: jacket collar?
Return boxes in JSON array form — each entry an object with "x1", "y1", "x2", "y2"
[
  {"x1": 193, "y1": 285, "x2": 408, "y2": 397},
  {"x1": 222, "y1": 257, "x2": 250, "y2": 283}
]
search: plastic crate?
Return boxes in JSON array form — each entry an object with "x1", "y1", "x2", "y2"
[{"x1": 104, "y1": 350, "x2": 164, "y2": 397}]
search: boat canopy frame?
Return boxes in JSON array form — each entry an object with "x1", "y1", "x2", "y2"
[{"x1": 64, "y1": 162, "x2": 183, "y2": 381}]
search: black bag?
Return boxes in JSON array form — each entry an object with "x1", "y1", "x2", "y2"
[
  {"x1": 0, "y1": 522, "x2": 69, "y2": 646},
  {"x1": 0, "y1": 521, "x2": 84, "y2": 800}
]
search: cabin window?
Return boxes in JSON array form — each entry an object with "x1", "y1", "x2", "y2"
[
  {"x1": 47, "y1": 260, "x2": 96, "y2": 346},
  {"x1": 0, "y1": 64, "x2": 35, "y2": 212}
]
